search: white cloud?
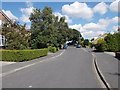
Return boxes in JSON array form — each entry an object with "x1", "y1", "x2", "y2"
[
  {"x1": 20, "y1": 15, "x2": 30, "y2": 23},
  {"x1": 62, "y1": 1, "x2": 93, "y2": 20},
  {"x1": 93, "y1": 2, "x2": 108, "y2": 15},
  {"x1": 110, "y1": 25, "x2": 120, "y2": 34},
  {"x1": 25, "y1": 25, "x2": 31, "y2": 29},
  {"x1": 54, "y1": 12, "x2": 72, "y2": 23},
  {"x1": 69, "y1": 24, "x2": 85, "y2": 32},
  {"x1": 83, "y1": 22, "x2": 106, "y2": 31},
  {"x1": 109, "y1": 0, "x2": 120, "y2": 12},
  {"x1": 2, "y1": 10, "x2": 18, "y2": 20},
  {"x1": 20, "y1": 2, "x2": 34, "y2": 23},
  {"x1": 111, "y1": 17, "x2": 120, "y2": 23},
  {"x1": 69, "y1": 16, "x2": 119, "y2": 39},
  {"x1": 83, "y1": 17, "x2": 120, "y2": 31},
  {"x1": 26, "y1": 1, "x2": 33, "y2": 7},
  {"x1": 20, "y1": 7, "x2": 34, "y2": 23},
  {"x1": 81, "y1": 30, "x2": 104, "y2": 38},
  {"x1": 20, "y1": 7, "x2": 34, "y2": 15}
]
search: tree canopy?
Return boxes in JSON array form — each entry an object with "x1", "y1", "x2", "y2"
[
  {"x1": 2, "y1": 21, "x2": 30, "y2": 50},
  {"x1": 29, "y1": 7, "x2": 83, "y2": 49}
]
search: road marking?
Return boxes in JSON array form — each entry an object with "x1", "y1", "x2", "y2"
[
  {"x1": 28, "y1": 85, "x2": 32, "y2": 88},
  {"x1": 0, "y1": 50, "x2": 65, "y2": 78}
]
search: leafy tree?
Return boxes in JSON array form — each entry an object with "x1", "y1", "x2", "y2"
[
  {"x1": 29, "y1": 7, "x2": 75, "y2": 49},
  {"x1": 95, "y1": 38, "x2": 106, "y2": 52},
  {"x1": 29, "y1": 7, "x2": 83, "y2": 49},
  {"x1": 2, "y1": 21, "x2": 30, "y2": 50},
  {"x1": 104, "y1": 33, "x2": 120, "y2": 51},
  {"x1": 83, "y1": 39, "x2": 89, "y2": 46}
]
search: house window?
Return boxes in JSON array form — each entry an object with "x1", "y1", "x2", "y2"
[{"x1": 0, "y1": 35, "x2": 5, "y2": 47}]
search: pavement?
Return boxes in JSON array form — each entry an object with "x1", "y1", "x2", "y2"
[
  {"x1": 104, "y1": 52, "x2": 115, "y2": 57},
  {"x1": 2, "y1": 47, "x2": 100, "y2": 88},
  {"x1": 83, "y1": 47, "x2": 119, "y2": 89}
]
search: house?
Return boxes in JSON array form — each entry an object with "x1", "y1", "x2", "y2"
[
  {"x1": 0, "y1": 10, "x2": 11, "y2": 49},
  {"x1": 91, "y1": 34, "x2": 108, "y2": 44}
]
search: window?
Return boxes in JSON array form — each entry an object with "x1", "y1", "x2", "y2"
[{"x1": 0, "y1": 35, "x2": 5, "y2": 46}]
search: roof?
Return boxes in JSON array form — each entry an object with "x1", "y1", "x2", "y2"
[{"x1": 0, "y1": 10, "x2": 11, "y2": 22}]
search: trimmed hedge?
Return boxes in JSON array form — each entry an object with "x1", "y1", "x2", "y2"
[
  {"x1": 1, "y1": 48, "x2": 48, "y2": 62},
  {"x1": 48, "y1": 47, "x2": 57, "y2": 53},
  {"x1": 95, "y1": 33, "x2": 120, "y2": 52}
]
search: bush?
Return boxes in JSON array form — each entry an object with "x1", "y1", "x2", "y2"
[
  {"x1": 1, "y1": 48, "x2": 48, "y2": 62},
  {"x1": 48, "y1": 47, "x2": 57, "y2": 53},
  {"x1": 104, "y1": 33, "x2": 120, "y2": 52},
  {"x1": 95, "y1": 38, "x2": 106, "y2": 52}
]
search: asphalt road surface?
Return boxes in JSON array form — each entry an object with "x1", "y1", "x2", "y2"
[{"x1": 2, "y1": 47, "x2": 100, "y2": 88}]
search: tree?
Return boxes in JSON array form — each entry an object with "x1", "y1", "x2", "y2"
[
  {"x1": 104, "y1": 33, "x2": 120, "y2": 52},
  {"x1": 29, "y1": 7, "x2": 54, "y2": 49},
  {"x1": 67, "y1": 29, "x2": 82, "y2": 45},
  {"x1": 91, "y1": 38, "x2": 94, "y2": 41},
  {"x1": 83, "y1": 39, "x2": 89, "y2": 46},
  {"x1": 29, "y1": 7, "x2": 73, "y2": 49},
  {"x1": 2, "y1": 21, "x2": 30, "y2": 50},
  {"x1": 95, "y1": 38, "x2": 106, "y2": 52}
]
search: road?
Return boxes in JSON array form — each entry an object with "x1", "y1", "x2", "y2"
[{"x1": 2, "y1": 47, "x2": 100, "y2": 88}]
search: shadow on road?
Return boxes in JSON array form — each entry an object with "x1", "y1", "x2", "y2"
[{"x1": 108, "y1": 72, "x2": 120, "y2": 77}]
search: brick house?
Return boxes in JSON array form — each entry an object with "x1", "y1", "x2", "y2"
[{"x1": 0, "y1": 10, "x2": 11, "y2": 49}]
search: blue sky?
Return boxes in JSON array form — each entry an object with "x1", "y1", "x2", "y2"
[{"x1": 2, "y1": 1, "x2": 120, "y2": 39}]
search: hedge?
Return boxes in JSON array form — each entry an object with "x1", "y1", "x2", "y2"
[
  {"x1": 1, "y1": 48, "x2": 48, "y2": 62},
  {"x1": 95, "y1": 33, "x2": 120, "y2": 52},
  {"x1": 48, "y1": 47, "x2": 57, "y2": 53}
]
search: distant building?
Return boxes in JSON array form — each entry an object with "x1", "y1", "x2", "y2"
[
  {"x1": 91, "y1": 34, "x2": 108, "y2": 44},
  {"x1": 0, "y1": 10, "x2": 11, "y2": 49}
]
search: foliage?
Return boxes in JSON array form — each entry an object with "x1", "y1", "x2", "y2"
[
  {"x1": 95, "y1": 38, "x2": 106, "y2": 52},
  {"x1": 2, "y1": 21, "x2": 30, "y2": 50},
  {"x1": 83, "y1": 39, "x2": 89, "y2": 46},
  {"x1": 48, "y1": 46, "x2": 57, "y2": 53},
  {"x1": 69, "y1": 29, "x2": 82, "y2": 45},
  {"x1": 104, "y1": 33, "x2": 120, "y2": 52},
  {"x1": 29, "y1": 7, "x2": 83, "y2": 49},
  {"x1": 1, "y1": 48, "x2": 48, "y2": 62},
  {"x1": 95, "y1": 33, "x2": 120, "y2": 52}
]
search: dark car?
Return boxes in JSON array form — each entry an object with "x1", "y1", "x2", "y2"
[
  {"x1": 63, "y1": 45, "x2": 68, "y2": 49},
  {"x1": 76, "y1": 44, "x2": 81, "y2": 48}
]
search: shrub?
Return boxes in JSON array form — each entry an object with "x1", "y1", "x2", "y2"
[
  {"x1": 48, "y1": 47, "x2": 57, "y2": 53},
  {"x1": 1, "y1": 48, "x2": 48, "y2": 62},
  {"x1": 104, "y1": 33, "x2": 120, "y2": 52},
  {"x1": 95, "y1": 38, "x2": 106, "y2": 52}
]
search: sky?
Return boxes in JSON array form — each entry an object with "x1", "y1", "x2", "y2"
[{"x1": 2, "y1": 0, "x2": 120, "y2": 39}]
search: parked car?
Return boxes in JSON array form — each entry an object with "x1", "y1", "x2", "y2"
[
  {"x1": 63, "y1": 45, "x2": 68, "y2": 49},
  {"x1": 76, "y1": 44, "x2": 81, "y2": 48},
  {"x1": 74, "y1": 43, "x2": 77, "y2": 46}
]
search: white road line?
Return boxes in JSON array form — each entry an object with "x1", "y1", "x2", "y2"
[
  {"x1": 0, "y1": 50, "x2": 65, "y2": 78},
  {"x1": 28, "y1": 85, "x2": 32, "y2": 88}
]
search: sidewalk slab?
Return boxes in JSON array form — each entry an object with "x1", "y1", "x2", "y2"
[
  {"x1": 83, "y1": 48, "x2": 119, "y2": 88},
  {"x1": 104, "y1": 52, "x2": 115, "y2": 57},
  {"x1": 1, "y1": 50, "x2": 64, "y2": 74},
  {"x1": 0, "y1": 61, "x2": 16, "y2": 67},
  {"x1": 94, "y1": 52, "x2": 119, "y2": 88}
]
